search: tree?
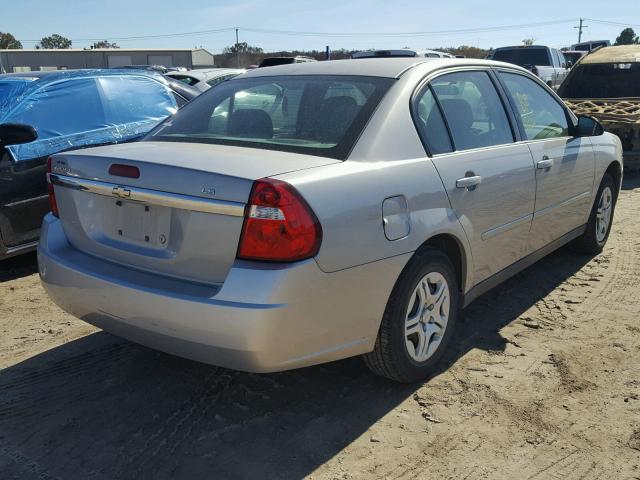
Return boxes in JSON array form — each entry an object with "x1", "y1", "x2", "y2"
[
  {"x1": 0, "y1": 32, "x2": 22, "y2": 49},
  {"x1": 222, "y1": 42, "x2": 263, "y2": 56},
  {"x1": 37, "y1": 34, "x2": 72, "y2": 49},
  {"x1": 91, "y1": 40, "x2": 119, "y2": 49},
  {"x1": 220, "y1": 42, "x2": 265, "y2": 67},
  {"x1": 614, "y1": 28, "x2": 639, "y2": 45},
  {"x1": 437, "y1": 45, "x2": 491, "y2": 59}
]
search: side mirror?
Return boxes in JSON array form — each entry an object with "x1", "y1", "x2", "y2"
[
  {"x1": 574, "y1": 115, "x2": 604, "y2": 137},
  {"x1": 0, "y1": 123, "x2": 38, "y2": 147}
]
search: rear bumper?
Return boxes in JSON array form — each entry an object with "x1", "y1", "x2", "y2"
[{"x1": 38, "y1": 215, "x2": 409, "y2": 372}]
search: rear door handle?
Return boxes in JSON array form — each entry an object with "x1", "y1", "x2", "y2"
[
  {"x1": 536, "y1": 157, "x2": 554, "y2": 169},
  {"x1": 456, "y1": 175, "x2": 482, "y2": 189}
]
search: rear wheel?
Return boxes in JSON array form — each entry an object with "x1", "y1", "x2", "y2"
[
  {"x1": 363, "y1": 249, "x2": 459, "y2": 383},
  {"x1": 570, "y1": 173, "x2": 617, "y2": 254}
]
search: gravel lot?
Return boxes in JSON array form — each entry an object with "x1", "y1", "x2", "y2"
[{"x1": 1, "y1": 174, "x2": 639, "y2": 480}]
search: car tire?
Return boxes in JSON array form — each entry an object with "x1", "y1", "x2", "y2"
[
  {"x1": 363, "y1": 248, "x2": 459, "y2": 383},
  {"x1": 569, "y1": 173, "x2": 617, "y2": 254}
]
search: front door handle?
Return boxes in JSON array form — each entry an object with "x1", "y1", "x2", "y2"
[
  {"x1": 456, "y1": 175, "x2": 482, "y2": 189},
  {"x1": 536, "y1": 157, "x2": 554, "y2": 169}
]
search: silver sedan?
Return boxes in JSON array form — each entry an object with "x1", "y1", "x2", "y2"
[{"x1": 38, "y1": 58, "x2": 622, "y2": 382}]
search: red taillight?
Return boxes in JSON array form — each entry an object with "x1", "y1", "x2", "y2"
[
  {"x1": 46, "y1": 156, "x2": 59, "y2": 217},
  {"x1": 237, "y1": 178, "x2": 322, "y2": 262},
  {"x1": 109, "y1": 163, "x2": 140, "y2": 178}
]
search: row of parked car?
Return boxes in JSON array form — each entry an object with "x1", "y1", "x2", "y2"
[{"x1": 0, "y1": 45, "x2": 633, "y2": 381}]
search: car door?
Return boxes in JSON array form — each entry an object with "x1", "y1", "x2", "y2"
[
  {"x1": 1, "y1": 78, "x2": 104, "y2": 248},
  {"x1": 414, "y1": 69, "x2": 536, "y2": 286},
  {"x1": 496, "y1": 70, "x2": 595, "y2": 253}
]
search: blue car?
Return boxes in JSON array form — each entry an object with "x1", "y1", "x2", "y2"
[{"x1": 0, "y1": 69, "x2": 197, "y2": 260}]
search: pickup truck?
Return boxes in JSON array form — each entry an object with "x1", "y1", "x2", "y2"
[{"x1": 492, "y1": 45, "x2": 570, "y2": 89}]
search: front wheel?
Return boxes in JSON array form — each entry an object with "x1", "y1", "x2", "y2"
[
  {"x1": 570, "y1": 173, "x2": 617, "y2": 254},
  {"x1": 363, "y1": 249, "x2": 459, "y2": 383}
]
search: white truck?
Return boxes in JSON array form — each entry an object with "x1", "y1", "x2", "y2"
[{"x1": 492, "y1": 45, "x2": 570, "y2": 89}]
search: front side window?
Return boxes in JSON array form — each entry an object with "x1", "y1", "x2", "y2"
[
  {"x1": 430, "y1": 71, "x2": 514, "y2": 151},
  {"x1": 0, "y1": 80, "x2": 31, "y2": 121},
  {"x1": 9, "y1": 78, "x2": 105, "y2": 138},
  {"x1": 147, "y1": 75, "x2": 394, "y2": 160},
  {"x1": 499, "y1": 72, "x2": 569, "y2": 140}
]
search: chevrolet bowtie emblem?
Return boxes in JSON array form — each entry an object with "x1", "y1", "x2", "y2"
[{"x1": 112, "y1": 186, "x2": 131, "y2": 198}]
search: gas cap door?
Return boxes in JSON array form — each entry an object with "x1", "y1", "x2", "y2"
[{"x1": 382, "y1": 195, "x2": 410, "y2": 241}]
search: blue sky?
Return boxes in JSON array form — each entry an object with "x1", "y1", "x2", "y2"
[{"x1": 4, "y1": 0, "x2": 640, "y2": 53}]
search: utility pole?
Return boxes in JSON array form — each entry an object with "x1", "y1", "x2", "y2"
[
  {"x1": 235, "y1": 27, "x2": 240, "y2": 68},
  {"x1": 574, "y1": 18, "x2": 588, "y2": 44}
]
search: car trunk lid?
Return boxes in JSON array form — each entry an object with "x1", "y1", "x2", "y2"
[{"x1": 51, "y1": 141, "x2": 338, "y2": 284}]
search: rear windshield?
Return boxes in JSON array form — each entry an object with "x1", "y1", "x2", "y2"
[
  {"x1": 493, "y1": 48, "x2": 551, "y2": 66},
  {"x1": 559, "y1": 63, "x2": 640, "y2": 98},
  {"x1": 146, "y1": 75, "x2": 394, "y2": 160},
  {"x1": 259, "y1": 58, "x2": 295, "y2": 67},
  {"x1": 563, "y1": 52, "x2": 583, "y2": 64}
]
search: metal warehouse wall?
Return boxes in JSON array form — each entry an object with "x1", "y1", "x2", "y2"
[{"x1": 0, "y1": 49, "x2": 214, "y2": 73}]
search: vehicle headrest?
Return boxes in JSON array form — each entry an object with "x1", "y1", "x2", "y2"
[{"x1": 228, "y1": 109, "x2": 273, "y2": 138}]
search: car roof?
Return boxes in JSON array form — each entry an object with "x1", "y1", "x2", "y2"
[
  {"x1": 169, "y1": 68, "x2": 244, "y2": 81},
  {"x1": 238, "y1": 57, "x2": 519, "y2": 79},
  {"x1": 581, "y1": 45, "x2": 640, "y2": 64},
  {"x1": 0, "y1": 68, "x2": 167, "y2": 84},
  {"x1": 494, "y1": 45, "x2": 550, "y2": 50}
]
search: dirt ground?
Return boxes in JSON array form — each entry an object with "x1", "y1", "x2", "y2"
[{"x1": 1, "y1": 175, "x2": 639, "y2": 480}]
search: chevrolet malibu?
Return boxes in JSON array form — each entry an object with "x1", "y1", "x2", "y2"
[{"x1": 38, "y1": 58, "x2": 622, "y2": 382}]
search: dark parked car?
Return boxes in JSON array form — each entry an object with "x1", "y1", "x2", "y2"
[{"x1": 0, "y1": 69, "x2": 196, "y2": 260}]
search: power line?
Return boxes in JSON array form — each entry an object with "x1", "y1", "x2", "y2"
[
  {"x1": 584, "y1": 18, "x2": 640, "y2": 28},
  {"x1": 241, "y1": 20, "x2": 575, "y2": 37},
  {"x1": 18, "y1": 27, "x2": 236, "y2": 43},
  {"x1": 17, "y1": 19, "x2": 576, "y2": 44}
]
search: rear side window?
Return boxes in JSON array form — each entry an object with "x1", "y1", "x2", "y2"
[
  {"x1": 430, "y1": 71, "x2": 514, "y2": 151},
  {"x1": 170, "y1": 75, "x2": 199, "y2": 86},
  {"x1": 147, "y1": 75, "x2": 394, "y2": 160},
  {"x1": 413, "y1": 87, "x2": 453, "y2": 154},
  {"x1": 499, "y1": 72, "x2": 569, "y2": 140}
]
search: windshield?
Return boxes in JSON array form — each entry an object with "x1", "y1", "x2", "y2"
[
  {"x1": 559, "y1": 63, "x2": 640, "y2": 98},
  {"x1": 0, "y1": 80, "x2": 32, "y2": 121},
  {"x1": 493, "y1": 48, "x2": 551, "y2": 66},
  {"x1": 146, "y1": 75, "x2": 394, "y2": 160}
]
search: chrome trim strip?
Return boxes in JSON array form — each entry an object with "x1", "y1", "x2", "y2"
[
  {"x1": 534, "y1": 191, "x2": 591, "y2": 219},
  {"x1": 50, "y1": 174, "x2": 246, "y2": 217},
  {"x1": 4, "y1": 240, "x2": 39, "y2": 256},
  {"x1": 5, "y1": 194, "x2": 49, "y2": 208},
  {"x1": 482, "y1": 213, "x2": 532, "y2": 241}
]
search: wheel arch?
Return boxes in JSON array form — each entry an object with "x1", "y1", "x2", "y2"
[
  {"x1": 415, "y1": 233, "x2": 469, "y2": 294},
  {"x1": 604, "y1": 161, "x2": 622, "y2": 198}
]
